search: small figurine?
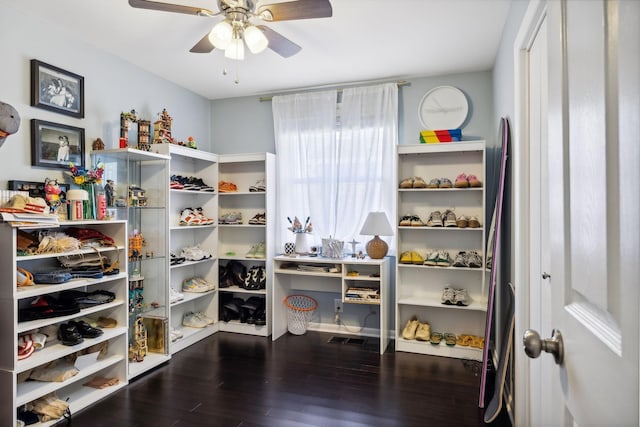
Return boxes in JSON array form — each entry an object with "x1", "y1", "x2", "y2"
[
  {"x1": 357, "y1": 251, "x2": 365, "y2": 260},
  {"x1": 104, "y1": 180, "x2": 115, "y2": 206},
  {"x1": 92, "y1": 138, "x2": 105, "y2": 151},
  {"x1": 43, "y1": 178, "x2": 63, "y2": 214},
  {"x1": 187, "y1": 136, "x2": 197, "y2": 149}
]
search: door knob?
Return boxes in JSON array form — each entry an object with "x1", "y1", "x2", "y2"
[{"x1": 523, "y1": 329, "x2": 564, "y2": 364}]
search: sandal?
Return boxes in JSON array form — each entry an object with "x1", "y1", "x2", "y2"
[
  {"x1": 410, "y1": 215, "x2": 425, "y2": 226},
  {"x1": 430, "y1": 332, "x2": 443, "y2": 345},
  {"x1": 427, "y1": 178, "x2": 440, "y2": 188},
  {"x1": 412, "y1": 177, "x2": 427, "y2": 188},
  {"x1": 467, "y1": 174, "x2": 482, "y2": 188},
  {"x1": 17, "y1": 267, "x2": 34, "y2": 287},
  {"x1": 399, "y1": 215, "x2": 413, "y2": 226},
  {"x1": 444, "y1": 332, "x2": 457, "y2": 346},
  {"x1": 399, "y1": 177, "x2": 414, "y2": 189}
]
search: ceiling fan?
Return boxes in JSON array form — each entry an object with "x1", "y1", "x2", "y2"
[{"x1": 128, "y1": 0, "x2": 333, "y2": 60}]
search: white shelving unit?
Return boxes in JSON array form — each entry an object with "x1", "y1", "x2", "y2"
[
  {"x1": 395, "y1": 141, "x2": 487, "y2": 361},
  {"x1": 272, "y1": 255, "x2": 391, "y2": 354},
  {"x1": 217, "y1": 153, "x2": 275, "y2": 337},
  {"x1": 0, "y1": 220, "x2": 129, "y2": 426},
  {"x1": 92, "y1": 148, "x2": 171, "y2": 378},
  {"x1": 152, "y1": 144, "x2": 219, "y2": 354}
]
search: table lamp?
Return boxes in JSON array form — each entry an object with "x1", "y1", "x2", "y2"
[{"x1": 360, "y1": 211, "x2": 394, "y2": 259}]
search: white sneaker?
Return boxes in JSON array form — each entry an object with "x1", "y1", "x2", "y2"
[
  {"x1": 193, "y1": 311, "x2": 214, "y2": 325},
  {"x1": 182, "y1": 312, "x2": 208, "y2": 328},
  {"x1": 169, "y1": 287, "x2": 184, "y2": 303},
  {"x1": 182, "y1": 277, "x2": 210, "y2": 293},
  {"x1": 170, "y1": 327, "x2": 183, "y2": 341},
  {"x1": 181, "y1": 245, "x2": 212, "y2": 261}
]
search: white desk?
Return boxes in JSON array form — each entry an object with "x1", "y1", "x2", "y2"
[{"x1": 272, "y1": 255, "x2": 391, "y2": 353}]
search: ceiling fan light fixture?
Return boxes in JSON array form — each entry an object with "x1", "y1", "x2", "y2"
[
  {"x1": 209, "y1": 20, "x2": 233, "y2": 49},
  {"x1": 244, "y1": 25, "x2": 268, "y2": 54},
  {"x1": 224, "y1": 37, "x2": 245, "y2": 60}
]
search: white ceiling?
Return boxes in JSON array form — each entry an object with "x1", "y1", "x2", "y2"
[{"x1": 12, "y1": 0, "x2": 511, "y2": 100}]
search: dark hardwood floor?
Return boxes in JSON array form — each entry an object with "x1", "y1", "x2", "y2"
[{"x1": 68, "y1": 331, "x2": 512, "y2": 427}]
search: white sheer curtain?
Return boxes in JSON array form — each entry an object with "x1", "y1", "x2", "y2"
[{"x1": 272, "y1": 83, "x2": 397, "y2": 255}]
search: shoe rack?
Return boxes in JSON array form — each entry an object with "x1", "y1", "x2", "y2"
[
  {"x1": 152, "y1": 144, "x2": 219, "y2": 354},
  {"x1": 92, "y1": 148, "x2": 171, "y2": 378},
  {"x1": 0, "y1": 219, "x2": 129, "y2": 426},
  {"x1": 217, "y1": 153, "x2": 275, "y2": 337},
  {"x1": 395, "y1": 141, "x2": 487, "y2": 361}
]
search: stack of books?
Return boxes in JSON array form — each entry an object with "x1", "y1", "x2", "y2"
[
  {"x1": 345, "y1": 287, "x2": 380, "y2": 303},
  {"x1": 420, "y1": 129, "x2": 462, "y2": 143}
]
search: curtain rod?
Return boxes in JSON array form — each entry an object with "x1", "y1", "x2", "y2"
[{"x1": 258, "y1": 80, "x2": 410, "y2": 102}]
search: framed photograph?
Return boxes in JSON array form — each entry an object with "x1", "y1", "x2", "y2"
[
  {"x1": 30, "y1": 59, "x2": 84, "y2": 118},
  {"x1": 31, "y1": 119, "x2": 85, "y2": 170}
]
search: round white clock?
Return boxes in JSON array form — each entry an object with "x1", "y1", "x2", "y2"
[{"x1": 418, "y1": 85, "x2": 469, "y2": 129}]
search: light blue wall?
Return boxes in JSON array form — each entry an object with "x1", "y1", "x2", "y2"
[
  {"x1": 0, "y1": 3, "x2": 211, "y2": 189},
  {"x1": 211, "y1": 71, "x2": 496, "y2": 154}
]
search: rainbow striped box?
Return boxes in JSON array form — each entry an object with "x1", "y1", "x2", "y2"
[{"x1": 420, "y1": 129, "x2": 462, "y2": 144}]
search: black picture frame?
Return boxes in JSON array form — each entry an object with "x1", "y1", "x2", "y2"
[
  {"x1": 8, "y1": 180, "x2": 70, "y2": 200},
  {"x1": 31, "y1": 119, "x2": 85, "y2": 170},
  {"x1": 30, "y1": 59, "x2": 84, "y2": 118}
]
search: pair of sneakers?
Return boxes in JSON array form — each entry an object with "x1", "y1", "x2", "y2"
[
  {"x1": 169, "y1": 287, "x2": 184, "y2": 303},
  {"x1": 425, "y1": 250, "x2": 452, "y2": 267},
  {"x1": 452, "y1": 251, "x2": 483, "y2": 268},
  {"x1": 182, "y1": 311, "x2": 214, "y2": 328},
  {"x1": 182, "y1": 277, "x2": 215, "y2": 293},
  {"x1": 441, "y1": 286, "x2": 471, "y2": 306},
  {"x1": 180, "y1": 245, "x2": 212, "y2": 261},
  {"x1": 245, "y1": 242, "x2": 266, "y2": 259},
  {"x1": 401, "y1": 317, "x2": 431, "y2": 341},
  {"x1": 242, "y1": 266, "x2": 266, "y2": 290},
  {"x1": 219, "y1": 211, "x2": 242, "y2": 224},
  {"x1": 179, "y1": 207, "x2": 214, "y2": 225}
]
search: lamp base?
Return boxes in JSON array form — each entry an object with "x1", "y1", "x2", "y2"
[{"x1": 366, "y1": 235, "x2": 388, "y2": 259}]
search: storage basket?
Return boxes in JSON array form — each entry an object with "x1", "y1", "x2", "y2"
[{"x1": 283, "y1": 294, "x2": 318, "y2": 335}]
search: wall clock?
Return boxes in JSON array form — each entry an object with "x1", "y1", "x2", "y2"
[{"x1": 418, "y1": 85, "x2": 469, "y2": 130}]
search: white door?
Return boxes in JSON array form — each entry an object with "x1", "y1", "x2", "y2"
[{"x1": 523, "y1": 0, "x2": 640, "y2": 425}]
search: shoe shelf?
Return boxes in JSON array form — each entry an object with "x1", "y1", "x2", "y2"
[
  {"x1": 396, "y1": 338, "x2": 483, "y2": 361},
  {"x1": 272, "y1": 255, "x2": 391, "y2": 354},
  {"x1": 218, "y1": 153, "x2": 275, "y2": 338},
  {"x1": 395, "y1": 141, "x2": 487, "y2": 360},
  {"x1": 0, "y1": 219, "x2": 129, "y2": 426},
  {"x1": 153, "y1": 144, "x2": 219, "y2": 355}
]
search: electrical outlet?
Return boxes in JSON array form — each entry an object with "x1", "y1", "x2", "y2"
[{"x1": 334, "y1": 299, "x2": 343, "y2": 313}]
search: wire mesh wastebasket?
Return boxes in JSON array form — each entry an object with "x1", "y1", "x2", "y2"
[{"x1": 283, "y1": 294, "x2": 318, "y2": 335}]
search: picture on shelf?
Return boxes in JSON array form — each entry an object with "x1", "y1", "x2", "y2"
[
  {"x1": 30, "y1": 59, "x2": 84, "y2": 118},
  {"x1": 31, "y1": 119, "x2": 85, "y2": 170}
]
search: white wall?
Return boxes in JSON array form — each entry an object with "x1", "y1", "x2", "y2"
[
  {"x1": 0, "y1": 3, "x2": 211, "y2": 189},
  {"x1": 210, "y1": 71, "x2": 496, "y2": 154}
]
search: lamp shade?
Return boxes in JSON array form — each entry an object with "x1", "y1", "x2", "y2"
[
  {"x1": 244, "y1": 25, "x2": 268, "y2": 54},
  {"x1": 360, "y1": 212, "x2": 394, "y2": 259},
  {"x1": 208, "y1": 21, "x2": 233, "y2": 50},
  {"x1": 360, "y1": 212, "x2": 394, "y2": 236},
  {"x1": 224, "y1": 37, "x2": 245, "y2": 60}
]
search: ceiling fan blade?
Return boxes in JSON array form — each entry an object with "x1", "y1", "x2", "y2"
[
  {"x1": 257, "y1": 0, "x2": 332, "y2": 21},
  {"x1": 257, "y1": 25, "x2": 302, "y2": 58},
  {"x1": 189, "y1": 32, "x2": 215, "y2": 53},
  {"x1": 128, "y1": 0, "x2": 215, "y2": 17}
]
